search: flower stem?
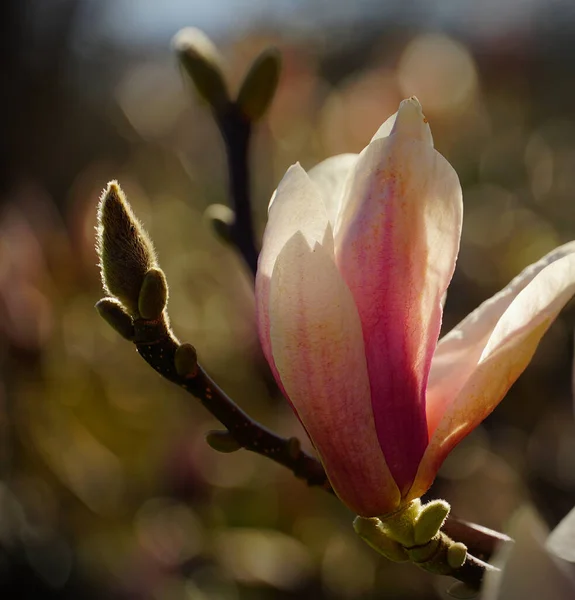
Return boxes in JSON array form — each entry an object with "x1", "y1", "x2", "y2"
[{"x1": 216, "y1": 104, "x2": 259, "y2": 277}]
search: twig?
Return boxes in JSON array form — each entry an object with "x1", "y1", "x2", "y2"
[
  {"x1": 450, "y1": 553, "x2": 497, "y2": 589},
  {"x1": 133, "y1": 316, "x2": 330, "y2": 490},
  {"x1": 130, "y1": 314, "x2": 500, "y2": 589},
  {"x1": 216, "y1": 105, "x2": 259, "y2": 277},
  {"x1": 443, "y1": 516, "x2": 513, "y2": 562}
]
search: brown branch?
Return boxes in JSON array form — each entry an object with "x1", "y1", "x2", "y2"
[
  {"x1": 443, "y1": 516, "x2": 513, "y2": 563},
  {"x1": 132, "y1": 316, "x2": 330, "y2": 490},
  {"x1": 449, "y1": 553, "x2": 498, "y2": 589},
  {"x1": 129, "y1": 314, "x2": 506, "y2": 589},
  {"x1": 216, "y1": 104, "x2": 259, "y2": 278}
]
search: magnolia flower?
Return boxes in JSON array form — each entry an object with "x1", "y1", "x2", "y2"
[{"x1": 255, "y1": 97, "x2": 575, "y2": 517}]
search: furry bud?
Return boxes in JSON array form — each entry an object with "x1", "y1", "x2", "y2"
[{"x1": 96, "y1": 181, "x2": 157, "y2": 317}]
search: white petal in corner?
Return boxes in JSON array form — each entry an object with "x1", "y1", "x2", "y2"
[
  {"x1": 307, "y1": 153, "x2": 358, "y2": 227},
  {"x1": 426, "y1": 242, "x2": 575, "y2": 437},
  {"x1": 269, "y1": 232, "x2": 400, "y2": 516},
  {"x1": 481, "y1": 507, "x2": 575, "y2": 600},
  {"x1": 547, "y1": 505, "x2": 575, "y2": 564},
  {"x1": 412, "y1": 253, "x2": 575, "y2": 500}
]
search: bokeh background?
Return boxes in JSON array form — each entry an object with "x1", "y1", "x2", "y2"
[{"x1": 2, "y1": 1, "x2": 575, "y2": 598}]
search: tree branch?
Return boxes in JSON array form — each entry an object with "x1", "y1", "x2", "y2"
[
  {"x1": 133, "y1": 316, "x2": 330, "y2": 490},
  {"x1": 128, "y1": 314, "x2": 505, "y2": 589},
  {"x1": 216, "y1": 105, "x2": 259, "y2": 277}
]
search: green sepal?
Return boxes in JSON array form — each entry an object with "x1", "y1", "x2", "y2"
[
  {"x1": 206, "y1": 430, "x2": 242, "y2": 453},
  {"x1": 406, "y1": 536, "x2": 441, "y2": 564},
  {"x1": 138, "y1": 268, "x2": 168, "y2": 320},
  {"x1": 353, "y1": 517, "x2": 409, "y2": 563},
  {"x1": 414, "y1": 499, "x2": 450, "y2": 545},
  {"x1": 95, "y1": 297, "x2": 135, "y2": 341},
  {"x1": 236, "y1": 47, "x2": 281, "y2": 121},
  {"x1": 378, "y1": 499, "x2": 421, "y2": 547},
  {"x1": 447, "y1": 542, "x2": 468, "y2": 569}
]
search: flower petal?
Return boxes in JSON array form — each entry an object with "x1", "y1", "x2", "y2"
[
  {"x1": 269, "y1": 231, "x2": 400, "y2": 516},
  {"x1": 426, "y1": 242, "x2": 575, "y2": 437},
  {"x1": 371, "y1": 97, "x2": 433, "y2": 147},
  {"x1": 307, "y1": 153, "x2": 358, "y2": 226},
  {"x1": 335, "y1": 104, "x2": 462, "y2": 493},
  {"x1": 412, "y1": 253, "x2": 575, "y2": 500},
  {"x1": 256, "y1": 163, "x2": 332, "y2": 383}
]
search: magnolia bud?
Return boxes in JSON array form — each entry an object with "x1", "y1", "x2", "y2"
[
  {"x1": 173, "y1": 27, "x2": 229, "y2": 111},
  {"x1": 96, "y1": 181, "x2": 157, "y2": 317},
  {"x1": 236, "y1": 47, "x2": 281, "y2": 121},
  {"x1": 353, "y1": 517, "x2": 409, "y2": 563}
]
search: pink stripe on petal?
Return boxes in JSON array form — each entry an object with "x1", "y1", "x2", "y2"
[
  {"x1": 269, "y1": 232, "x2": 400, "y2": 516},
  {"x1": 336, "y1": 133, "x2": 462, "y2": 493},
  {"x1": 411, "y1": 253, "x2": 575, "y2": 500},
  {"x1": 426, "y1": 242, "x2": 575, "y2": 437}
]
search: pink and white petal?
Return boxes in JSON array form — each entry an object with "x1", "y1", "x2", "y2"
[
  {"x1": 256, "y1": 163, "x2": 332, "y2": 378},
  {"x1": 371, "y1": 97, "x2": 433, "y2": 147},
  {"x1": 412, "y1": 253, "x2": 575, "y2": 500},
  {"x1": 426, "y1": 241, "x2": 575, "y2": 437},
  {"x1": 269, "y1": 232, "x2": 400, "y2": 516},
  {"x1": 308, "y1": 153, "x2": 358, "y2": 226},
  {"x1": 336, "y1": 128, "x2": 462, "y2": 493}
]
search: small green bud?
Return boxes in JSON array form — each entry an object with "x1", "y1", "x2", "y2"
[
  {"x1": 236, "y1": 47, "x2": 281, "y2": 121},
  {"x1": 95, "y1": 298, "x2": 135, "y2": 341},
  {"x1": 138, "y1": 268, "x2": 168, "y2": 320},
  {"x1": 378, "y1": 499, "x2": 421, "y2": 547},
  {"x1": 96, "y1": 181, "x2": 157, "y2": 317},
  {"x1": 173, "y1": 27, "x2": 229, "y2": 111},
  {"x1": 353, "y1": 517, "x2": 409, "y2": 563},
  {"x1": 447, "y1": 542, "x2": 467, "y2": 569},
  {"x1": 174, "y1": 343, "x2": 198, "y2": 378},
  {"x1": 206, "y1": 430, "x2": 242, "y2": 453},
  {"x1": 203, "y1": 203, "x2": 234, "y2": 245},
  {"x1": 414, "y1": 499, "x2": 450, "y2": 545}
]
